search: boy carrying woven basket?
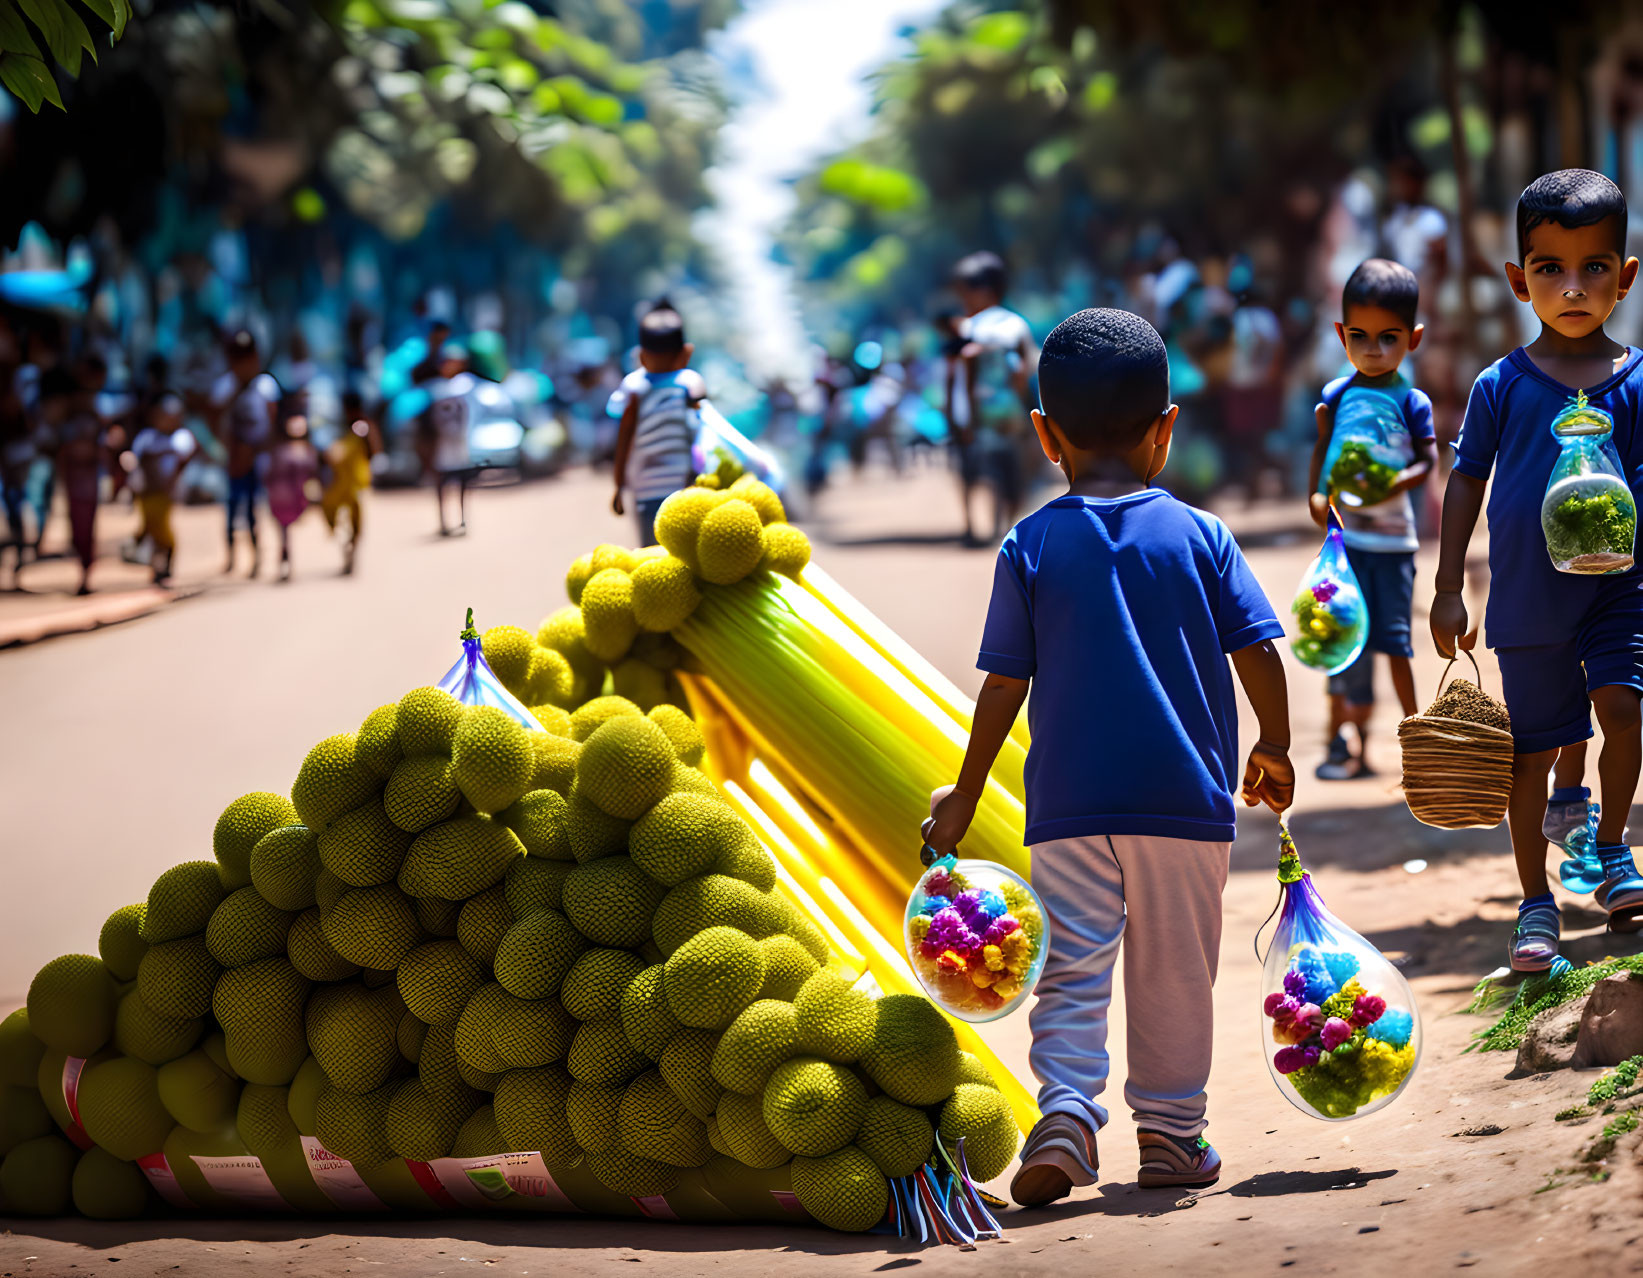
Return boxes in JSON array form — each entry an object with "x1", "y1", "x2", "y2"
[{"x1": 1432, "y1": 170, "x2": 1643, "y2": 971}]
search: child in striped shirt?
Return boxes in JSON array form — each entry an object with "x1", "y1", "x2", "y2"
[{"x1": 610, "y1": 304, "x2": 707, "y2": 546}]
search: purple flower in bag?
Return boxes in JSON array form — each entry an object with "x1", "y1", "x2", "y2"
[{"x1": 1312, "y1": 579, "x2": 1339, "y2": 604}]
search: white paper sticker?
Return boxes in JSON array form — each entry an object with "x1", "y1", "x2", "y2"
[
  {"x1": 299, "y1": 1137, "x2": 388, "y2": 1211},
  {"x1": 136, "y1": 1152, "x2": 192, "y2": 1208},
  {"x1": 425, "y1": 1152, "x2": 579, "y2": 1211},
  {"x1": 191, "y1": 1154, "x2": 290, "y2": 1212},
  {"x1": 59, "y1": 1056, "x2": 94, "y2": 1151}
]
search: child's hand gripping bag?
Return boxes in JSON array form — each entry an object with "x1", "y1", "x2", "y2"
[
  {"x1": 1541, "y1": 391, "x2": 1636, "y2": 575},
  {"x1": 1258, "y1": 820, "x2": 1421, "y2": 1120},
  {"x1": 1289, "y1": 506, "x2": 1369, "y2": 676},
  {"x1": 437, "y1": 609, "x2": 541, "y2": 727},
  {"x1": 908, "y1": 822, "x2": 1049, "y2": 1022}
]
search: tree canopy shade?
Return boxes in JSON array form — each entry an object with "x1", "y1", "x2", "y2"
[{"x1": 0, "y1": 0, "x2": 131, "y2": 110}]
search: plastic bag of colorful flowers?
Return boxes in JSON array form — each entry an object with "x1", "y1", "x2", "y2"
[
  {"x1": 1259, "y1": 820, "x2": 1421, "y2": 1119},
  {"x1": 1289, "y1": 507, "x2": 1369, "y2": 676},
  {"x1": 904, "y1": 852, "x2": 1048, "y2": 1022}
]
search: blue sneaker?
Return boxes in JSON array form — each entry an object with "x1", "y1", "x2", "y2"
[
  {"x1": 1510, "y1": 898, "x2": 1561, "y2": 973},
  {"x1": 1593, "y1": 844, "x2": 1643, "y2": 933}
]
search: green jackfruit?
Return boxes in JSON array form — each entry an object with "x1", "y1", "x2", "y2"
[
  {"x1": 214, "y1": 792, "x2": 299, "y2": 890},
  {"x1": 618, "y1": 1069, "x2": 710, "y2": 1167},
  {"x1": 580, "y1": 569, "x2": 638, "y2": 663},
  {"x1": 528, "y1": 647, "x2": 575, "y2": 708},
  {"x1": 493, "y1": 908, "x2": 585, "y2": 1001},
  {"x1": 500, "y1": 788, "x2": 573, "y2": 861},
  {"x1": 793, "y1": 970, "x2": 876, "y2": 1064},
  {"x1": 955, "y1": 1051, "x2": 999, "y2": 1091},
  {"x1": 758, "y1": 522, "x2": 811, "y2": 578},
  {"x1": 611, "y1": 657, "x2": 668, "y2": 712},
  {"x1": 212, "y1": 958, "x2": 312, "y2": 1085},
  {"x1": 78, "y1": 1056, "x2": 173, "y2": 1160},
  {"x1": 141, "y1": 861, "x2": 227, "y2": 944},
  {"x1": 566, "y1": 786, "x2": 633, "y2": 865},
  {"x1": 712, "y1": 999, "x2": 799, "y2": 1096},
  {"x1": 398, "y1": 1010, "x2": 426, "y2": 1063},
  {"x1": 137, "y1": 936, "x2": 220, "y2": 1019},
  {"x1": 567, "y1": 1019, "x2": 649, "y2": 1089},
  {"x1": 355, "y1": 702, "x2": 404, "y2": 780},
  {"x1": 490, "y1": 992, "x2": 576, "y2": 1070},
  {"x1": 286, "y1": 908, "x2": 360, "y2": 982},
  {"x1": 645, "y1": 704, "x2": 704, "y2": 767},
  {"x1": 562, "y1": 857, "x2": 665, "y2": 949},
  {"x1": 528, "y1": 732, "x2": 580, "y2": 796},
  {"x1": 758, "y1": 935, "x2": 819, "y2": 1003},
  {"x1": 576, "y1": 717, "x2": 676, "y2": 821},
  {"x1": 237, "y1": 1082, "x2": 299, "y2": 1159},
  {"x1": 657, "y1": 1028, "x2": 722, "y2": 1121},
  {"x1": 98, "y1": 904, "x2": 148, "y2": 983},
  {"x1": 400, "y1": 815, "x2": 523, "y2": 901},
  {"x1": 27, "y1": 954, "x2": 117, "y2": 1056},
  {"x1": 383, "y1": 754, "x2": 463, "y2": 833},
  {"x1": 72, "y1": 1144, "x2": 150, "y2": 1219},
  {"x1": 454, "y1": 983, "x2": 512, "y2": 1075},
  {"x1": 481, "y1": 625, "x2": 537, "y2": 697},
  {"x1": 630, "y1": 555, "x2": 701, "y2": 633},
  {"x1": 0, "y1": 1134, "x2": 77, "y2": 1216},
  {"x1": 530, "y1": 703, "x2": 575, "y2": 739},
  {"x1": 653, "y1": 487, "x2": 724, "y2": 572},
  {"x1": 565, "y1": 1079, "x2": 622, "y2": 1153},
  {"x1": 452, "y1": 706, "x2": 536, "y2": 815},
  {"x1": 287, "y1": 1056, "x2": 327, "y2": 1136},
  {"x1": 457, "y1": 887, "x2": 514, "y2": 967},
  {"x1": 762, "y1": 1057, "x2": 866, "y2": 1157},
  {"x1": 398, "y1": 941, "x2": 485, "y2": 1026},
  {"x1": 583, "y1": 1148, "x2": 680, "y2": 1197},
  {"x1": 505, "y1": 857, "x2": 573, "y2": 919},
  {"x1": 0, "y1": 1010, "x2": 44, "y2": 1089},
  {"x1": 937, "y1": 1083, "x2": 1018, "y2": 1182},
  {"x1": 791, "y1": 1146, "x2": 887, "y2": 1231},
  {"x1": 859, "y1": 995, "x2": 959, "y2": 1107},
  {"x1": 493, "y1": 1065, "x2": 579, "y2": 1165},
  {"x1": 567, "y1": 695, "x2": 643, "y2": 744},
  {"x1": 651, "y1": 876, "x2": 779, "y2": 956},
  {"x1": 537, "y1": 606, "x2": 603, "y2": 689},
  {"x1": 696, "y1": 499, "x2": 764, "y2": 584},
  {"x1": 386, "y1": 1076, "x2": 477, "y2": 1161},
  {"x1": 396, "y1": 686, "x2": 465, "y2": 757},
  {"x1": 620, "y1": 964, "x2": 680, "y2": 1061},
  {"x1": 0, "y1": 1084, "x2": 51, "y2": 1156},
  {"x1": 306, "y1": 983, "x2": 403, "y2": 1094},
  {"x1": 728, "y1": 475, "x2": 786, "y2": 524},
  {"x1": 565, "y1": 553, "x2": 595, "y2": 605},
  {"x1": 715, "y1": 1090, "x2": 790, "y2": 1169},
  {"x1": 314, "y1": 1084, "x2": 395, "y2": 1165},
  {"x1": 856, "y1": 1095, "x2": 934, "y2": 1177},
  {"x1": 664, "y1": 927, "x2": 766, "y2": 1031},
  {"x1": 561, "y1": 949, "x2": 647, "y2": 1022},
  {"x1": 629, "y1": 794, "x2": 746, "y2": 887},
  {"x1": 249, "y1": 825, "x2": 321, "y2": 911},
  {"x1": 205, "y1": 887, "x2": 295, "y2": 968},
  {"x1": 291, "y1": 733, "x2": 379, "y2": 831},
  {"x1": 322, "y1": 884, "x2": 423, "y2": 970},
  {"x1": 414, "y1": 895, "x2": 462, "y2": 938},
  {"x1": 318, "y1": 800, "x2": 413, "y2": 887},
  {"x1": 113, "y1": 989, "x2": 201, "y2": 1066},
  {"x1": 314, "y1": 868, "x2": 349, "y2": 916}
]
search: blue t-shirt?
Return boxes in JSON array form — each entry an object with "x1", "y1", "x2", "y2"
[
  {"x1": 1452, "y1": 347, "x2": 1643, "y2": 648},
  {"x1": 1318, "y1": 372, "x2": 1435, "y2": 554},
  {"x1": 978, "y1": 490, "x2": 1283, "y2": 845}
]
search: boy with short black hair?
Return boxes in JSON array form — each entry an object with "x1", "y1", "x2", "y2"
[
  {"x1": 926, "y1": 307, "x2": 1294, "y2": 1207},
  {"x1": 610, "y1": 304, "x2": 707, "y2": 547},
  {"x1": 1308, "y1": 258, "x2": 1438, "y2": 779},
  {"x1": 1433, "y1": 168, "x2": 1643, "y2": 971}
]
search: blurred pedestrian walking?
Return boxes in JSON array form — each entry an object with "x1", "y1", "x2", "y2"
[
  {"x1": 609, "y1": 302, "x2": 705, "y2": 546},
  {"x1": 129, "y1": 391, "x2": 195, "y2": 585},
  {"x1": 420, "y1": 342, "x2": 477, "y2": 536},
  {"x1": 39, "y1": 367, "x2": 103, "y2": 595},
  {"x1": 322, "y1": 391, "x2": 375, "y2": 575},
  {"x1": 265, "y1": 400, "x2": 317, "y2": 583},
  {"x1": 209, "y1": 330, "x2": 279, "y2": 578}
]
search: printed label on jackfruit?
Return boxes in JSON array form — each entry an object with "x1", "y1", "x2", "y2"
[
  {"x1": 59, "y1": 1056, "x2": 94, "y2": 1151},
  {"x1": 770, "y1": 1189, "x2": 806, "y2": 1217},
  {"x1": 299, "y1": 1136, "x2": 388, "y2": 1211},
  {"x1": 191, "y1": 1155, "x2": 290, "y2": 1212},
  {"x1": 422, "y1": 1152, "x2": 578, "y2": 1211},
  {"x1": 136, "y1": 1152, "x2": 193, "y2": 1208},
  {"x1": 633, "y1": 1194, "x2": 677, "y2": 1219}
]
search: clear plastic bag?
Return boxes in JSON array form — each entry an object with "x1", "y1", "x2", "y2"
[
  {"x1": 1322, "y1": 417, "x2": 1402, "y2": 510},
  {"x1": 437, "y1": 609, "x2": 540, "y2": 729},
  {"x1": 1289, "y1": 507, "x2": 1369, "y2": 676},
  {"x1": 904, "y1": 853, "x2": 1049, "y2": 1023},
  {"x1": 1541, "y1": 392, "x2": 1636, "y2": 575},
  {"x1": 1258, "y1": 821, "x2": 1421, "y2": 1120}
]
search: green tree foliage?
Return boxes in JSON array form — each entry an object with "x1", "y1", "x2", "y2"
[{"x1": 0, "y1": 0, "x2": 130, "y2": 110}]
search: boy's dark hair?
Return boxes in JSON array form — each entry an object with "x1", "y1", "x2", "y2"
[
  {"x1": 954, "y1": 251, "x2": 1008, "y2": 297},
  {"x1": 39, "y1": 367, "x2": 79, "y2": 400},
  {"x1": 639, "y1": 305, "x2": 685, "y2": 356},
  {"x1": 1342, "y1": 258, "x2": 1420, "y2": 329},
  {"x1": 1038, "y1": 308, "x2": 1169, "y2": 451},
  {"x1": 1517, "y1": 169, "x2": 1627, "y2": 261}
]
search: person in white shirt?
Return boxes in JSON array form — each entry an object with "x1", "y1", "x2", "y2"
[
  {"x1": 209, "y1": 330, "x2": 279, "y2": 577},
  {"x1": 130, "y1": 392, "x2": 196, "y2": 584},
  {"x1": 608, "y1": 305, "x2": 704, "y2": 546},
  {"x1": 419, "y1": 342, "x2": 478, "y2": 536}
]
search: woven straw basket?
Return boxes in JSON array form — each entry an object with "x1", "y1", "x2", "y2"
[{"x1": 1398, "y1": 652, "x2": 1514, "y2": 830}]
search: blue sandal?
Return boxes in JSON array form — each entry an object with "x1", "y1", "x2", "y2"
[
  {"x1": 1594, "y1": 845, "x2": 1643, "y2": 933},
  {"x1": 1510, "y1": 897, "x2": 1561, "y2": 973}
]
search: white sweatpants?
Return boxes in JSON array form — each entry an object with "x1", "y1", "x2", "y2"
[{"x1": 1028, "y1": 833, "x2": 1230, "y2": 1140}]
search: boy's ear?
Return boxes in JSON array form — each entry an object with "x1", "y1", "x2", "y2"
[
  {"x1": 1504, "y1": 260, "x2": 1531, "y2": 303},
  {"x1": 1030, "y1": 408, "x2": 1061, "y2": 464},
  {"x1": 1154, "y1": 403, "x2": 1179, "y2": 450},
  {"x1": 1333, "y1": 320, "x2": 1348, "y2": 352},
  {"x1": 1408, "y1": 322, "x2": 1425, "y2": 353},
  {"x1": 681, "y1": 342, "x2": 696, "y2": 363},
  {"x1": 1620, "y1": 257, "x2": 1640, "y2": 300}
]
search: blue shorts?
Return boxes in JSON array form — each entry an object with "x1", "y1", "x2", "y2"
[
  {"x1": 1326, "y1": 547, "x2": 1415, "y2": 705},
  {"x1": 1496, "y1": 581, "x2": 1643, "y2": 753},
  {"x1": 634, "y1": 495, "x2": 668, "y2": 547}
]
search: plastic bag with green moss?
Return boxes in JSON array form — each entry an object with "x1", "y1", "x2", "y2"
[
  {"x1": 1289, "y1": 507, "x2": 1368, "y2": 676},
  {"x1": 1541, "y1": 392, "x2": 1636, "y2": 575},
  {"x1": 1258, "y1": 820, "x2": 1421, "y2": 1120}
]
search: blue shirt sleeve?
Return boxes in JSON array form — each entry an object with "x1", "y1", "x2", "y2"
[
  {"x1": 1452, "y1": 370, "x2": 1499, "y2": 480},
  {"x1": 977, "y1": 541, "x2": 1036, "y2": 680},
  {"x1": 1405, "y1": 387, "x2": 1436, "y2": 441},
  {"x1": 1209, "y1": 520, "x2": 1284, "y2": 653}
]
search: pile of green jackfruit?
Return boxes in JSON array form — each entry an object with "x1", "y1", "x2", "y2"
[{"x1": 0, "y1": 580, "x2": 1017, "y2": 1230}]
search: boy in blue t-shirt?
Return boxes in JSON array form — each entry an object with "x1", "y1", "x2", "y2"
[
  {"x1": 1433, "y1": 169, "x2": 1643, "y2": 972},
  {"x1": 610, "y1": 304, "x2": 706, "y2": 546},
  {"x1": 925, "y1": 308, "x2": 1294, "y2": 1207},
  {"x1": 1307, "y1": 259, "x2": 1438, "y2": 780}
]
